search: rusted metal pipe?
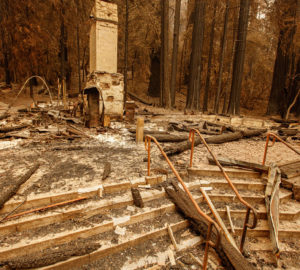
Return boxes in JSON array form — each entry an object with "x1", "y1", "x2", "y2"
[
  {"x1": 145, "y1": 135, "x2": 220, "y2": 270},
  {"x1": 188, "y1": 128, "x2": 258, "y2": 252},
  {"x1": 2, "y1": 197, "x2": 87, "y2": 221},
  {"x1": 262, "y1": 133, "x2": 300, "y2": 165}
]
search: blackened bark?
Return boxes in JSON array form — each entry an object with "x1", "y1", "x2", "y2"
[
  {"x1": 148, "y1": 51, "x2": 161, "y2": 97},
  {"x1": 160, "y1": 0, "x2": 171, "y2": 108},
  {"x1": 203, "y1": 1, "x2": 217, "y2": 112},
  {"x1": 214, "y1": 0, "x2": 229, "y2": 114},
  {"x1": 186, "y1": 0, "x2": 206, "y2": 110},
  {"x1": 227, "y1": 0, "x2": 251, "y2": 115},
  {"x1": 267, "y1": 0, "x2": 298, "y2": 117},
  {"x1": 170, "y1": 0, "x2": 181, "y2": 107}
]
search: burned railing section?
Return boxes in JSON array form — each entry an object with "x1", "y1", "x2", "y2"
[{"x1": 188, "y1": 128, "x2": 258, "y2": 253}]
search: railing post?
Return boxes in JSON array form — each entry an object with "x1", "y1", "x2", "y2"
[
  {"x1": 262, "y1": 134, "x2": 270, "y2": 165},
  {"x1": 189, "y1": 130, "x2": 195, "y2": 167},
  {"x1": 145, "y1": 137, "x2": 151, "y2": 176},
  {"x1": 240, "y1": 207, "x2": 250, "y2": 252}
]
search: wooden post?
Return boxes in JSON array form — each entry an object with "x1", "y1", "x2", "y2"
[
  {"x1": 103, "y1": 115, "x2": 110, "y2": 127},
  {"x1": 62, "y1": 79, "x2": 67, "y2": 109},
  {"x1": 136, "y1": 117, "x2": 144, "y2": 143}
]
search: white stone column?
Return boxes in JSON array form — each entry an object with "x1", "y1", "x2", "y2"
[{"x1": 90, "y1": 0, "x2": 118, "y2": 74}]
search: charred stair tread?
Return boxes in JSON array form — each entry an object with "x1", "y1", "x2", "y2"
[
  {"x1": 0, "y1": 177, "x2": 152, "y2": 215},
  {"x1": 247, "y1": 237, "x2": 300, "y2": 253},
  {"x1": 232, "y1": 219, "x2": 300, "y2": 238},
  {"x1": 0, "y1": 203, "x2": 186, "y2": 261},
  {"x1": 188, "y1": 164, "x2": 261, "y2": 179},
  {"x1": 0, "y1": 178, "x2": 210, "y2": 236},
  {"x1": 37, "y1": 220, "x2": 190, "y2": 270},
  {"x1": 202, "y1": 179, "x2": 266, "y2": 191}
]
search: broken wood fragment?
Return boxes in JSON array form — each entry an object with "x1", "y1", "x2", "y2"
[
  {"x1": 207, "y1": 156, "x2": 269, "y2": 173},
  {"x1": 67, "y1": 125, "x2": 90, "y2": 138},
  {"x1": 102, "y1": 162, "x2": 111, "y2": 180},
  {"x1": 167, "y1": 224, "x2": 178, "y2": 250},
  {"x1": 189, "y1": 253, "x2": 203, "y2": 267},
  {"x1": 0, "y1": 163, "x2": 40, "y2": 210},
  {"x1": 0, "y1": 124, "x2": 29, "y2": 133},
  {"x1": 128, "y1": 91, "x2": 152, "y2": 105},
  {"x1": 131, "y1": 188, "x2": 144, "y2": 208},
  {"x1": 226, "y1": 206, "x2": 235, "y2": 234}
]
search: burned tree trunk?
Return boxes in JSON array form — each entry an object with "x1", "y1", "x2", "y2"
[
  {"x1": 203, "y1": 1, "x2": 217, "y2": 112},
  {"x1": 267, "y1": 0, "x2": 298, "y2": 117},
  {"x1": 170, "y1": 0, "x2": 181, "y2": 107},
  {"x1": 160, "y1": 0, "x2": 171, "y2": 108},
  {"x1": 227, "y1": 0, "x2": 251, "y2": 115},
  {"x1": 214, "y1": 0, "x2": 230, "y2": 114},
  {"x1": 186, "y1": 0, "x2": 206, "y2": 110},
  {"x1": 148, "y1": 51, "x2": 161, "y2": 97}
]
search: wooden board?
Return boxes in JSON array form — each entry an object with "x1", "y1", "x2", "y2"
[{"x1": 280, "y1": 160, "x2": 300, "y2": 179}]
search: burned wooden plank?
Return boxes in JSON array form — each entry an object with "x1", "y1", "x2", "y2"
[
  {"x1": 131, "y1": 188, "x2": 144, "y2": 208},
  {"x1": 208, "y1": 156, "x2": 269, "y2": 173},
  {"x1": 265, "y1": 166, "x2": 281, "y2": 256},
  {"x1": 0, "y1": 124, "x2": 29, "y2": 133},
  {"x1": 279, "y1": 160, "x2": 300, "y2": 179},
  {"x1": 0, "y1": 163, "x2": 40, "y2": 210}
]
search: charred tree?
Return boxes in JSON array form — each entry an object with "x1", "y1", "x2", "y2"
[
  {"x1": 186, "y1": 0, "x2": 206, "y2": 110},
  {"x1": 214, "y1": 0, "x2": 230, "y2": 114},
  {"x1": 227, "y1": 0, "x2": 251, "y2": 115},
  {"x1": 160, "y1": 0, "x2": 171, "y2": 108},
  {"x1": 170, "y1": 0, "x2": 181, "y2": 108},
  {"x1": 267, "y1": 0, "x2": 299, "y2": 117},
  {"x1": 148, "y1": 50, "x2": 161, "y2": 97},
  {"x1": 203, "y1": 1, "x2": 217, "y2": 112}
]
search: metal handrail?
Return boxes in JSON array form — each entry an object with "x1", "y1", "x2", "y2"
[
  {"x1": 262, "y1": 132, "x2": 300, "y2": 165},
  {"x1": 188, "y1": 128, "x2": 258, "y2": 253},
  {"x1": 145, "y1": 135, "x2": 220, "y2": 270}
]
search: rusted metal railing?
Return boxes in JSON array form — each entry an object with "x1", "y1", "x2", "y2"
[
  {"x1": 145, "y1": 135, "x2": 220, "y2": 270},
  {"x1": 262, "y1": 132, "x2": 300, "y2": 165},
  {"x1": 188, "y1": 128, "x2": 258, "y2": 253}
]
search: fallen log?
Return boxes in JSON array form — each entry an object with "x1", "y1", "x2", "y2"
[
  {"x1": 242, "y1": 129, "x2": 266, "y2": 137},
  {"x1": 207, "y1": 156, "x2": 269, "y2": 173},
  {"x1": 164, "y1": 132, "x2": 243, "y2": 156},
  {"x1": 130, "y1": 133, "x2": 188, "y2": 142},
  {"x1": 164, "y1": 129, "x2": 265, "y2": 156},
  {"x1": 127, "y1": 91, "x2": 152, "y2": 106},
  {"x1": 164, "y1": 181, "x2": 255, "y2": 270},
  {"x1": 169, "y1": 123, "x2": 220, "y2": 135},
  {"x1": 0, "y1": 124, "x2": 29, "y2": 133},
  {"x1": 0, "y1": 163, "x2": 40, "y2": 210}
]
